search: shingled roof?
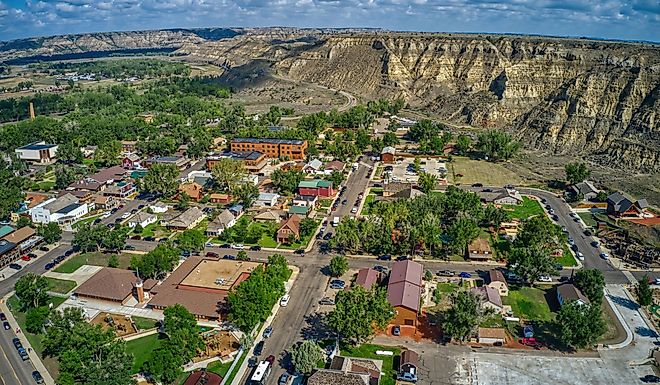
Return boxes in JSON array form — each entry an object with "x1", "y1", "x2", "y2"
[{"x1": 75, "y1": 267, "x2": 139, "y2": 302}]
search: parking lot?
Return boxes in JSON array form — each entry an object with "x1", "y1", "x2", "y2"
[{"x1": 386, "y1": 157, "x2": 446, "y2": 183}]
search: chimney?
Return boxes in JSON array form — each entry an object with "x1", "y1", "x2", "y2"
[
  {"x1": 29, "y1": 102, "x2": 35, "y2": 119},
  {"x1": 135, "y1": 281, "x2": 144, "y2": 303}
]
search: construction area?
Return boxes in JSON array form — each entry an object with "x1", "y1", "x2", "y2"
[
  {"x1": 193, "y1": 329, "x2": 240, "y2": 362},
  {"x1": 90, "y1": 312, "x2": 138, "y2": 337}
]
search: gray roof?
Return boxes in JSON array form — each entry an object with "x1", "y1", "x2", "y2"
[
  {"x1": 471, "y1": 286, "x2": 503, "y2": 308},
  {"x1": 572, "y1": 181, "x2": 599, "y2": 196},
  {"x1": 0, "y1": 240, "x2": 17, "y2": 255},
  {"x1": 131, "y1": 212, "x2": 156, "y2": 224},
  {"x1": 55, "y1": 203, "x2": 83, "y2": 215},
  {"x1": 557, "y1": 284, "x2": 590, "y2": 304},
  {"x1": 381, "y1": 146, "x2": 396, "y2": 154},
  {"x1": 18, "y1": 142, "x2": 56, "y2": 150},
  {"x1": 44, "y1": 194, "x2": 79, "y2": 213},
  {"x1": 170, "y1": 207, "x2": 205, "y2": 228},
  {"x1": 607, "y1": 191, "x2": 646, "y2": 213},
  {"x1": 215, "y1": 209, "x2": 235, "y2": 227},
  {"x1": 233, "y1": 138, "x2": 305, "y2": 145}
]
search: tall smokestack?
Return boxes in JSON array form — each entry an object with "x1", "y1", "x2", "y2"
[
  {"x1": 135, "y1": 281, "x2": 145, "y2": 303},
  {"x1": 29, "y1": 102, "x2": 35, "y2": 120}
]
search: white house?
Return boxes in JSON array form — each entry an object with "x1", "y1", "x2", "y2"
[
  {"x1": 128, "y1": 212, "x2": 157, "y2": 228},
  {"x1": 293, "y1": 195, "x2": 318, "y2": 208},
  {"x1": 15, "y1": 142, "x2": 58, "y2": 163},
  {"x1": 206, "y1": 209, "x2": 236, "y2": 237},
  {"x1": 493, "y1": 188, "x2": 524, "y2": 205},
  {"x1": 149, "y1": 202, "x2": 170, "y2": 214},
  {"x1": 255, "y1": 192, "x2": 280, "y2": 207},
  {"x1": 303, "y1": 159, "x2": 323, "y2": 174},
  {"x1": 29, "y1": 194, "x2": 88, "y2": 224}
]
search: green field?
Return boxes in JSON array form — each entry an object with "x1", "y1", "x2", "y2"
[
  {"x1": 54, "y1": 252, "x2": 134, "y2": 273},
  {"x1": 45, "y1": 277, "x2": 77, "y2": 294},
  {"x1": 502, "y1": 197, "x2": 544, "y2": 220},
  {"x1": 125, "y1": 333, "x2": 165, "y2": 374},
  {"x1": 503, "y1": 287, "x2": 553, "y2": 321},
  {"x1": 556, "y1": 246, "x2": 578, "y2": 267},
  {"x1": 578, "y1": 212, "x2": 597, "y2": 227},
  {"x1": 131, "y1": 316, "x2": 159, "y2": 331}
]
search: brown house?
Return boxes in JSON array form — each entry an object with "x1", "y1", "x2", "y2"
[
  {"x1": 231, "y1": 138, "x2": 308, "y2": 160},
  {"x1": 355, "y1": 268, "x2": 383, "y2": 290},
  {"x1": 467, "y1": 237, "x2": 493, "y2": 261},
  {"x1": 387, "y1": 260, "x2": 423, "y2": 332},
  {"x1": 381, "y1": 147, "x2": 395, "y2": 163},
  {"x1": 277, "y1": 214, "x2": 301, "y2": 243},
  {"x1": 179, "y1": 182, "x2": 203, "y2": 201},
  {"x1": 209, "y1": 193, "x2": 232, "y2": 204}
]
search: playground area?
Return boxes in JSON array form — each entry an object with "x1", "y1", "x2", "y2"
[
  {"x1": 90, "y1": 312, "x2": 138, "y2": 337},
  {"x1": 193, "y1": 329, "x2": 240, "y2": 362}
]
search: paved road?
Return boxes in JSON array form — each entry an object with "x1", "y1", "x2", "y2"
[{"x1": 99, "y1": 199, "x2": 147, "y2": 226}]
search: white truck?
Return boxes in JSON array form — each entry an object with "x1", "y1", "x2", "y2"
[{"x1": 332, "y1": 216, "x2": 340, "y2": 227}]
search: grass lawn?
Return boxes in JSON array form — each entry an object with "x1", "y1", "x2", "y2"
[
  {"x1": 503, "y1": 287, "x2": 553, "y2": 321},
  {"x1": 339, "y1": 343, "x2": 400, "y2": 385},
  {"x1": 222, "y1": 350, "x2": 247, "y2": 385},
  {"x1": 206, "y1": 358, "x2": 234, "y2": 377},
  {"x1": 578, "y1": 212, "x2": 597, "y2": 228},
  {"x1": 194, "y1": 218, "x2": 209, "y2": 232},
  {"x1": 556, "y1": 246, "x2": 577, "y2": 267},
  {"x1": 137, "y1": 222, "x2": 157, "y2": 237},
  {"x1": 131, "y1": 316, "x2": 159, "y2": 331},
  {"x1": 73, "y1": 214, "x2": 103, "y2": 229},
  {"x1": 319, "y1": 199, "x2": 333, "y2": 208},
  {"x1": 360, "y1": 194, "x2": 376, "y2": 215},
  {"x1": 434, "y1": 282, "x2": 458, "y2": 304},
  {"x1": 125, "y1": 333, "x2": 165, "y2": 374},
  {"x1": 501, "y1": 197, "x2": 544, "y2": 220},
  {"x1": 44, "y1": 277, "x2": 77, "y2": 294},
  {"x1": 449, "y1": 157, "x2": 529, "y2": 186},
  {"x1": 54, "y1": 252, "x2": 134, "y2": 273}
]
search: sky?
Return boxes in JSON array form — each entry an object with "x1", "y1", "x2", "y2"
[{"x1": 0, "y1": 0, "x2": 658, "y2": 42}]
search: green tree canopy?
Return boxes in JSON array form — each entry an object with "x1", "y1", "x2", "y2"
[
  {"x1": 565, "y1": 162, "x2": 590, "y2": 185},
  {"x1": 37, "y1": 222, "x2": 62, "y2": 244},
  {"x1": 417, "y1": 172, "x2": 438, "y2": 194},
  {"x1": 142, "y1": 163, "x2": 180, "y2": 197},
  {"x1": 442, "y1": 290, "x2": 489, "y2": 342},
  {"x1": 556, "y1": 301, "x2": 605, "y2": 350},
  {"x1": 637, "y1": 276, "x2": 653, "y2": 307},
  {"x1": 476, "y1": 130, "x2": 521, "y2": 161},
  {"x1": 177, "y1": 229, "x2": 206, "y2": 253},
  {"x1": 15, "y1": 273, "x2": 50, "y2": 310},
  {"x1": 211, "y1": 158, "x2": 247, "y2": 192},
  {"x1": 328, "y1": 286, "x2": 394, "y2": 345},
  {"x1": 130, "y1": 243, "x2": 180, "y2": 279},
  {"x1": 329, "y1": 255, "x2": 349, "y2": 277},
  {"x1": 290, "y1": 340, "x2": 324, "y2": 375},
  {"x1": 506, "y1": 246, "x2": 554, "y2": 285},
  {"x1": 271, "y1": 169, "x2": 304, "y2": 195},
  {"x1": 573, "y1": 269, "x2": 605, "y2": 303}
]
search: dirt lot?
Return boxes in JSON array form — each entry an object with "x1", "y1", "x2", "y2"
[{"x1": 90, "y1": 312, "x2": 138, "y2": 337}]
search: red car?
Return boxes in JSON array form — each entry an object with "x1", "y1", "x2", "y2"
[
  {"x1": 520, "y1": 337, "x2": 543, "y2": 349},
  {"x1": 20, "y1": 255, "x2": 30, "y2": 261}
]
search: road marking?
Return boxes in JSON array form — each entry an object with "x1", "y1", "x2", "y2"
[{"x1": 0, "y1": 337, "x2": 21, "y2": 385}]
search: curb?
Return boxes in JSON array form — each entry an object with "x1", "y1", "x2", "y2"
[
  {"x1": 1, "y1": 292, "x2": 56, "y2": 385},
  {"x1": 601, "y1": 287, "x2": 633, "y2": 350}
]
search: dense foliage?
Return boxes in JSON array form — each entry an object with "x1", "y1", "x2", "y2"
[
  {"x1": 46, "y1": 59, "x2": 190, "y2": 79},
  {"x1": 327, "y1": 285, "x2": 393, "y2": 345}
]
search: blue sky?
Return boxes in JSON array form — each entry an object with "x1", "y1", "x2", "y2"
[{"x1": 0, "y1": 0, "x2": 658, "y2": 42}]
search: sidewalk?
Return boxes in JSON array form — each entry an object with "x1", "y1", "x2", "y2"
[
  {"x1": 0, "y1": 292, "x2": 56, "y2": 385},
  {"x1": 229, "y1": 265, "x2": 300, "y2": 385}
]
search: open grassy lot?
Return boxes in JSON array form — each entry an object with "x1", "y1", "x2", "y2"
[
  {"x1": 54, "y1": 252, "x2": 133, "y2": 273},
  {"x1": 131, "y1": 316, "x2": 159, "y2": 331},
  {"x1": 206, "y1": 358, "x2": 234, "y2": 377},
  {"x1": 449, "y1": 157, "x2": 530, "y2": 186},
  {"x1": 578, "y1": 212, "x2": 597, "y2": 227},
  {"x1": 502, "y1": 197, "x2": 544, "y2": 220},
  {"x1": 360, "y1": 194, "x2": 376, "y2": 215},
  {"x1": 125, "y1": 333, "x2": 165, "y2": 374},
  {"x1": 340, "y1": 343, "x2": 401, "y2": 385},
  {"x1": 44, "y1": 277, "x2": 77, "y2": 294},
  {"x1": 556, "y1": 246, "x2": 578, "y2": 267},
  {"x1": 503, "y1": 287, "x2": 553, "y2": 321}
]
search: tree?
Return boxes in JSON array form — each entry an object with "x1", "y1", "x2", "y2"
[
  {"x1": 94, "y1": 139, "x2": 121, "y2": 166},
  {"x1": 476, "y1": 130, "x2": 521, "y2": 161},
  {"x1": 57, "y1": 141, "x2": 84, "y2": 164},
  {"x1": 328, "y1": 255, "x2": 349, "y2": 277},
  {"x1": 54, "y1": 165, "x2": 78, "y2": 189},
  {"x1": 424, "y1": 270, "x2": 433, "y2": 281},
  {"x1": 417, "y1": 172, "x2": 438, "y2": 194},
  {"x1": 234, "y1": 182, "x2": 259, "y2": 208},
  {"x1": 507, "y1": 246, "x2": 555, "y2": 284},
  {"x1": 483, "y1": 204, "x2": 509, "y2": 229},
  {"x1": 382, "y1": 132, "x2": 399, "y2": 147},
  {"x1": 142, "y1": 163, "x2": 180, "y2": 197},
  {"x1": 515, "y1": 215, "x2": 560, "y2": 250},
  {"x1": 0, "y1": 159, "x2": 24, "y2": 220},
  {"x1": 15, "y1": 273, "x2": 50, "y2": 310},
  {"x1": 16, "y1": 216, "x2": 32, "y2": 229},
  {"x1": 370, "y1": 138, "x2": 384, "y2": 154},
  {"x1": 442, "y1": 291, "x2": 485, "y2": 342},
  {"x1": 176, "y1": 192, "x2": 190, "y2": 210},
  {"x1": 455, "y1": 134, "x2": 472, "y2": 155},
  {"x1": 26, "y1": 306, "x2": 50, "y2": 334},
  {"x1": 237, "y1": 250, "x2": 249, "y2": 261},
  {"x1": 271, "y1": 169, "x2": 304, "y2": 195},
  {"x1": 131, "y1": 243, "x2": 180, "y2": 279},
  {"x1": 573, "y1": 269, "x2": 605, "y2": 304},
  {"x1": 228, "y1": 265, "x2": 286, "y2": 332},
  {"x1": 565, "y1": 162, "x2": 590, "y2": 185},
  {"x1": 299, "y1": 218, "x2": 318, "y2": 238},
  {"x1": 163, "y1": 304, "x2": 204, "y2": 361},
  {"x1": 556, "y1": 301, "x2": 605, "y2": 350},
  {"x1": 177, "y1": 229, "x2": 206, "y2": 253},
  {"x1": 144, "y1": 341, "x2": 183, "y2": 384},
  {"x1": 37, "y1": 222, "x2": 62, "y2": 244},
  {"x1": 637, "y1": 276, "x2": 653, "y2": 307},
  {"x1": 290, "y1": 340, "x2": 324, "y2": 375},
  {"x1": 444, "y1": 218, "x2": 480, "y2": 255},
  {"x1": 101, "y1": 226, "x2": 128, "y2": 252},
  {"x1": 328, "y1": 286, "x2": 394, "y2": 345},
  {"x1": 211, "y1": 158, "x2": 246, "y2": 192},
  {"x1": 108, "y1": 254, "x2": 119, "y2": 268},
  {"x1": 324, "y1": 171, "x2": 345, "y2": 189}
]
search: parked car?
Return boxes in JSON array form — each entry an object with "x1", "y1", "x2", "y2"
[
  {"x1": 576, "y1": 252, "x2": 585, "y2": 261},
  {"x1": 144, "y1": 236, "x2": 156, "y2": 242},
  {"x1": 265, "y1": 355, "x2": 275, "y2": 365},
  {"x1": 600, "y1": 252, "x2": 609, "y2": 260},
  {"x1": 330, "y1": 281, "x2": 345, "y2": 290},
  {"x1": 12, "y1": 337, "x2": 22, "y2": 349},
  {"x1": 436, "y1": 270, "x2": 454, "y2": 277},
  {"x1": 458, "y1": 272, "x2": 472, "y2": 279},
  {"x1": 397, "y1": 372, "x2": 417, "y2": 383},
  {"x1": 20, "y1": 255, "x2": 30, "y2": 261},
  {"x1": 263, "y1": 326, "x2": 273, "y2": 339},
  {"x1": 124, "y1": 245, "x2": 136, "y2": 251},
  {"x1": 278, "y1": 373, "x2": 290, "y2": 385},
  {"x1": 319, "y1": 297, "x2": 335, "y2": 305},
  {"x1": 250, "y1": 245, "x2": 262, "y2": 251},
  {"x1": 396, "y1": 255, "x2": 409, "y2": 261},
  {"x1": 220, "y1": 244, "x2": 231, "y2": 248},
  {"x1": 247, "y1": 356, "x2": 258, "y2": 368},
  {"x1": 392, "y1": 325, "x2": 401, "y2": 336},
  {"x1": 18, "y1": 347, "x2": 29, "y2": 360},
  {"x1": 373, "y1": 265, "x2": 388, "y2": 273},
  {"x1": 641, "y1": 375, "x2": 660, "y2": 383},
  {"x1": 9, "y1": 263, "x2": 22, "y2": 270},
  {"x1": 471, "y1": 183, "x2": 483, "y2": 187},
  {"x1": 554, "y1": 264, "x2": 564, "y2": 271},
  {"x1": 32, "y1": 370, "x2": 44, "y2": 384},
  {"x1": 323, "y1": 233, "x2": 332, "y2": 240},
  {"x1": 27, "y1": 253, "x2": 37, "y2": 258},
  {"x1": 45, "y1": 263, "x2": 55, "y2": 270},
  {"x1": 350, "y1": 207, "x2": 358, "y2": 214},
  {"x1": 584, "y1": 229, "x2": 592, "y2": 236},
  {"x1": 280, "y1": 295, "x2": 290, "y2": 307},
  {"x1": 206, "y1": 252, "x2": 219, "y2": 258},
  {"x1": 253, "y1": 341, "x2": 264, "y2": 355},
  {"x1": 568, "y1": 238, "x2": 574, "y2": 245},
  {"x1": 591, "y1": 241, "x2": 600, "y2": 247},
  {"x1": 223, "y1": 254, "x2": 236, "y2": 260},
  {"x1": 294, "y1": 249, "x2": 305, "y2": 255},
  {"x1": 538, "y1": 276, "x2": 552, "y2": 282},
  {"x1": 39, "y1": 246, "x2": 50, "y2": 252},
  {"x1": 231, "y1": 244, "x2": 245, "y2": 250},
  {"x1": 0, "y1": 313, "x2": 5, "y2": 321},
  {"x1": 121, "y1": 212, "x2": 131, "y2": 219},
  {"x1": 3, "y1": 321, "x2": 10, "y2": 330}
]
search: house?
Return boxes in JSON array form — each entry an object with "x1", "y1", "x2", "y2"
[
  {"x1": 493, "y1": 188, "x2": 524, "y2": 205},
  {"x1": 399, "y1": 350, "x2": 419, "y2": 381},
  {"x1": 138, "y1": 113, "x2": 155, "y2": 123},
  {"x1": 15, "y1": 141, "x2": 58, "y2": 163},
  {"x1": 179, "y1": 182, "x2": 204, "y2": 201},
  {"x1": 308, "y1": 370, "x2": 369, "y2": 385},
  {"x1": 303, "y1": 159, "x2": 323, "y2": 174},
  {"x1": 210, "y1": 193, "x2": 232, "y2": 205},
  {"x1": 206, "y1": 151, "x2": 267, "y2": 172},
  {"x1": 0, "y1": 240, "x2": 19, "y2": 269},
  {"x1": 149, "y1": 202, "x2": 170, "y2": 214},
  {"x1": 381, "y1": 182, "x2": 424, "y2": 199},
  {"x1": 253, "y1": 210, "x2": 284, "y2": 223},
  {"x1": 467, "y1": 237, "x2": 493, "y2": 261},
  {"x1": 121, "y1": 140, "x2": 137, "y2": 153},
  {"x1": 165, "y1": 207, "x2": 206, "y2": 230},
  {"x1": 93, "y1": 195, "x2": 116, "y2": 210},
  {"x1": 206, "y1": 209, "x2": 236, "y2": 237},
  {"x1": 486, "y1": 270, "x2": 509, "y2": 296},
  {"x1": 557, "y1": 284, "x2": 590, "y2": 306},
  {"x1": 293, "y1": 195, "x2": 318, "y2": 208},
  {"x1": 288, "y1": 205, "x2": 310, "y2": 217},
  {"x1": 325, "y1": 160, "x2": 345, "y2": 172},
  {"x1": 146, "y1": 156, "x2": 190, "y2": 170},
  {"x1": 231, "y1": 138, "x2": 308, "y2": 160},
  {"x1": 183, "y1": 370, "x2": 222, "y2": 385},
  {"x1": 81, "y1": 145, "x2": 97, "y2": 158},
  {"x1": 128, "y1": 212, "x2": 157, "y2": 229},
  {"x1": 298, "y1": 179, "x2": 334, "y2": 197},
  {"x1": 329, "y1": 355, "x2": 383, "y2": 385},
  {"x1": 471, "y1": 286, "x2": 503, "y2": 312},
  {"x1": 74, "y1": 267, "x2": 148, "y2": 305},
  {"x1": 122, "y1": 154, "x2": 141, "y2": 170},
  {"x1": 186, "y1": 171, "x2": 213, "y2": 188},
  {"x1": 277, "y1": 214, "x2": 301, "y2": 243},
  {"x1": 229, "y1": 204, "x2": 243, "y2": 216},
  {"x1": 381, "y1": 147, "x2": 395, "y2": 163},
  {"x1": 478, "y1": 327, "x2": 506, "y2": 345},
  {"x1": 255, "y1": 192, "x2": 280, "y2": 207},
  {"x1": 571, "y1": 181, "x2": 600, "y2": 201},
  {"x1": 102, "y1": 182, "x2": 136, "y2": 198},
  {"x1": 3, "y1": 226, "x2": 40, "y2": 254},
  {"x1": 29, "y1": 194, "x2": 89, "y2": 224},
  {"x1": 355, "y1": 268, "x2": 382, "y2": 290},
  {"x1": 499, "y1": 221, "x2": 520, "y2": 241},
  {"x1": 606, "y1": 192, "x2": 649, "y2": 218},
  {"x1": 387, "y1": 260, "x2": 423, "y2": 332}
]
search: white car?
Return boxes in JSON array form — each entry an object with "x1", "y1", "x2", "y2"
[
  {"x1": 351, "y1": 207, "x2": 358, "y2": 214},
  {"x1": 280, "y1": 295, "x2": 290, "y2": 307},
  {"x1": 538, "y1": 276, "x2": 552, "y2": 282},
  {"x1": 231, "y1": 244, "x2": 245, "y2": 250},
  {"x1": 576, "y1": 252, "x2": 585, "y2": 261},
  {"x1": 121, "y1": 212, "x2": 131, "y2": 219}
]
